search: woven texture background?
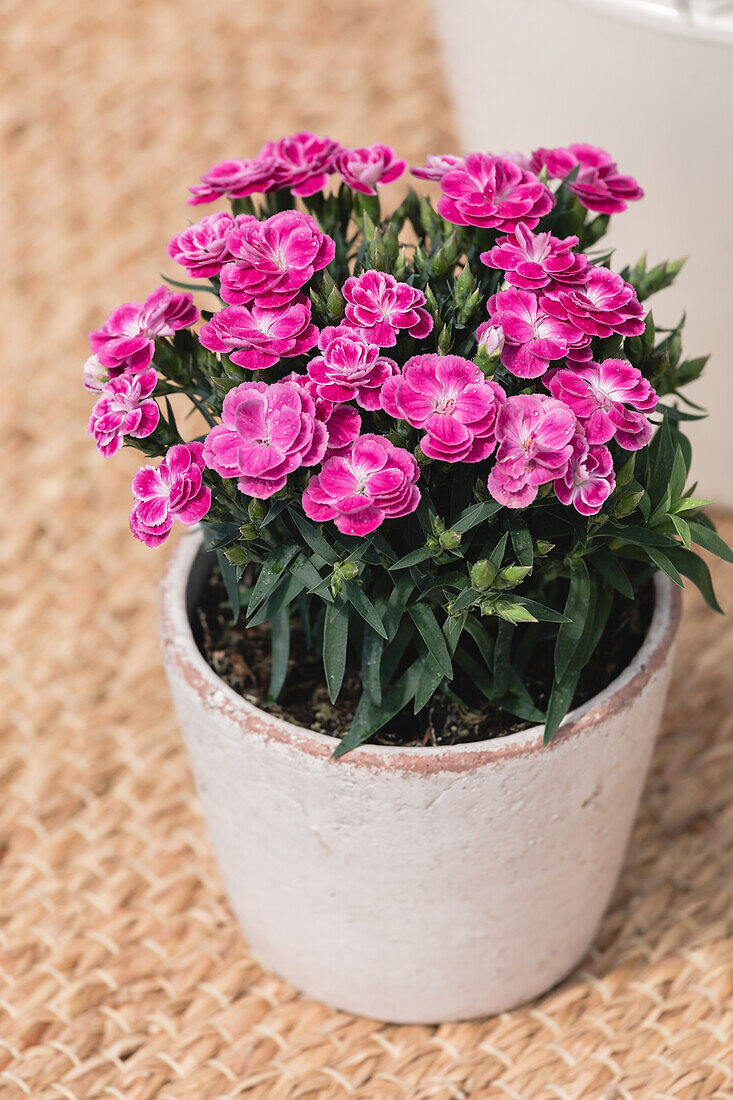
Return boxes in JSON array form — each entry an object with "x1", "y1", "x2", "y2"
[{"x1": 1, "y1": 1, "x2": 732, "y2": 1096}]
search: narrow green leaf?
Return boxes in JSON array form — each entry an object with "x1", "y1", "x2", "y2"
[
  {"x1": 452, "y1": 499, "x2": 502, "y2": 535},
  {"x1": 493, "y1": 620, "x2": 513, "y2": 699},
  {"x1": 407, "y1": 604, "x2": 452, "y2": 678},
  {"x1": 511, "y1": 596, "x2": 570, "y2": 623},
  {"x1": 554, "y1": 558, "x2": 591, "y2": 681},
  {"x1": 544, "y1": 669, "x2": 581, "y2": 745},
  {"x1": 384, "y1": 573, "x2": 414, "y2": 640},
  {"x1": 323, "y1": 597, "x2": 350, "y2": 702},
  {"x1": 589, "y1": 546, "x2": 634, "y2": 598},
  {"x1": 688, "y1": 521, "x2": 733, "y2": 563},
  {"x1": 334, "y1": 661, "x2": 422, "y2": 757},
  {"x1": 669, "y1": 514, "x2": 691, "y2": 549},
  {"x1": 248, "y1": 543, "x2": 300, "y2": 616},
  {"x1": 288, "y1": 512, "x2": 339, "y2": 564},
  {"x1": 666, "y1": 546, "x2": 723, "y2": 613},
  {"x1": 646, "y1": 547, "x2": 684, "y2": 588},
  {"x1": 648, "y1": 413, "x2": 675, "y2": 507},
  {"x1": 413, "y1": 653, "x2": 445, "y2": 714},
  {"x1": 464, "y1": 616, "x2": 494, "y2": 669},
  {"x1": 669, "y1": 445, "x2": 687, "y2": 502},
  {"x1": 389, "y1": 546, "x2": 434, "y2": 571},
  {"x1": 216, "y1": 550, "x2": 241, "y2": 622},
  {"x1": 607, "y1": 524, "x2": 677, "y2": 548},
  {"x1": 489, "y1": 531, "x2": 509, "y2": 569},
  {"x1": 343, "y1": 581, "x2": 387, "y2": 639},
  {"x1": 267, "y1": 608, "x2": 290, "y2": 702},
  {"x1": 289, "y1": 553, "x2": 332, "y2": 599},
  {"x1": 509, "y1": 522, "x2": 534, "y2": 568},
  {"x1": 361, "y1": 625, "x2": 384, "y2": 705},
  {"x1": 247, "y1": 573, "x2": 305, "y2": 628}
]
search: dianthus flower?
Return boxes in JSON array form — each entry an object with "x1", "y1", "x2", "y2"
[
  {"x1": 219, "y1": 211, "x2": 335, "y2": 307},
  {"x1": 82, "y1": 354, "x2": 108, "y2": 393},
  {"x1": 129, "y1": 442, "x2": 211, "y2": 547},
  {"x1": 307, "y1": 326, "x2": 397, "y2": 409},
  {"x1": 488, "y1": 394, "x2": 576, "y2": 509},
  {"x1": 480, "y1": 224, "x2": 588, "y2": 290},
  {"x1": 342, "y1": 270, "x2": 433, "y2": 347},
  {"x1": 203, "y1": 380, "x2": 326, "y2": 498},
  {"x1": 475, "y1": 322, "x2": 505, "y2": 357},
  {"x1": 187, "y1": 157, "x2": 279, "y2": 205},
  {"x1": 167, "y1": 212, "x2": 252, "y2": 279},
  {"x1": 257, "y1": 132, "x2": 340, "y2": 196},
  {"x1": 530, "y1": 144, "x2": 644, "y2": 215},
  {"x1": 302, "y1": 434, "x2": 420, "y2": 536},
  {"x1": 542, "y1": 267, "x2": 645, "y2": 340},
  {"x1": 89, "y1": 368, "x2": 159, "y2": 458},
  {"x1": 548, "y1": 359, "x2": 657, "y2": 451},
  {"x1": 381, "y1": 354, "x2": 505, "y2": 463},
  {"x1": 89, "y1": 287, "x2": 198, "y2": 377},
  {"x1": 554, "y1": 429, "x2": 615, "y2": 515},
  {"x1": 286, "y1": 372, "x2": 362, "y2": 457},
  {"x1": 410, "y1": 154, "x2": 466, "y2": 181},
  {"x1": 437, "y1": 154, "x2": 554, "y2": 232},
  {"x1": 487, "y1": 287, "x2": 586, "y2": 379},
  {"x1": 334, "y1": 144, "x2": 406, "y2": 194},
  {"x1": 198, "y1": 296, "x2": 318, "y2": 370}
]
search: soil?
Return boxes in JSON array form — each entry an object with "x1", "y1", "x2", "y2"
[{"x1": 193, "y1": 563, "x2": 655, "y2": 748}]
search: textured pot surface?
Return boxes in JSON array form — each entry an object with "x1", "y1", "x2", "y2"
[{"x1": 159, "y1": 529, "x2": 681, "y2": 1023}]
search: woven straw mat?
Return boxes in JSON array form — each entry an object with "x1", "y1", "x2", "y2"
[{"x1": 1, "y1": 1, "x2": 732, "y2": 1096}]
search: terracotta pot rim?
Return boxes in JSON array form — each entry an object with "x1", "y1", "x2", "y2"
[{"x1": 159, "y1": 527, "x2": 682, "y2": 771}]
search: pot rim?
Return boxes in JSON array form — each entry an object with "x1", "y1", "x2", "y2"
[{"x1": 159, "y1": 527, "x2": 682, "y2": 771}]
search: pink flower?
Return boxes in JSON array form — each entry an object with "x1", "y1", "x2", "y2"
[
  {"x1": 82, "y1": 354, "x2": 108, "y2": 392},
  {"x1": 129, "y1": 442, "x2": 211, "y2": 547},
  {"x1": 475, "y1": 322, "x2": 505, "y2": 357},
  {"x1": 167, "y1": 212, "x2": 250, "y2": 279},
  {"x1": 554, "y1": 429, "x2": 615, "y2": 515},
  {"x1": 89, "y1": 287, "x2": 198, "y2": 377},
  {"x1": 199, "y1": 296, "x2": 318, "y2": 370},
  {"x1": 530, "y1": 144, "x2": 644, "y2": 215},
  {"x1": 488, "y1": 394, "x2": 576, "y2": 509},
  {"x1": 334, "y1": 144, "x2": 406, "y2": 194},
  {"x1": 257, "y1": 132, "x2": 340, "y2": 197},
  {"x1": 487, "y1": 287, "x2": 586, "y2": 379},
  {"x1": 381, "y1": 354, "x2": 505, "y2": 463},
  {"x1": 188, "y1": 157, "x2": 278, "y2": 205},
  {"x1": 219, "y1": 211, "x2": 335, "y2": 308},
  {"x1": 89, "y1": 368, "x2": 159, "y2": 458},
  {"x1": 287, "y1": 372, "x2": 362, "y2": 457},
  {"x1": 203, "y1": 380, "x2": 326, "y2": 498},
  {"x1": 342, "y1": 271, "x2": 433, "y2": 347},
  {"x1": 410, "y1": 154, "x2": 466, "y2": 181},
  {"x1": 548, "y1": 359, "x2": 657, "y2": 451},
  {"x1": 307, "y1": 326, "x2": 397, "y2": 410},
  {"x1": 542, "y1": 267, "x2": 645, "y2": 340},
  {"x1": 480, "y1": 224, "x2": 588, "y2": 290},
  {"x1": 302, "y1": 435, "x2": 420, "y2": 536},
  {"x1": 437, "y1": 154, "x2": 554, "y2": 232}
]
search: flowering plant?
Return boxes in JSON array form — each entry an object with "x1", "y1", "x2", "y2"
[{"x1": 85, "y1": 134, "x2": 731, "y2": 753}]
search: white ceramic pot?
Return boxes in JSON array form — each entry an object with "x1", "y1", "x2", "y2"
[{"x1": 159, "y1": 528, "x2": 681, "y2": 1023}]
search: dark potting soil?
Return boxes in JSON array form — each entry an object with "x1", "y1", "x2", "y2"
[{"x1": 193, "y1": 563, "x2": 654, "y2": 748}]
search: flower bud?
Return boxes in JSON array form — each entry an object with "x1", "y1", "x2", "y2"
[
  {"x1": 534, "y1": 540, "x2": 554, "y2": 556},
  {"x1": 493, "y1": 598, "x2": 538, "y2": 624},
  {"x1": 471, "y1": 559, "x2": 497, "y2": 591},
  {"x1": 614, "y1": 489, "x2": 645, "y2": 518},
  {"x1": 339, "y1": 561, "x2": 359, "y2": 581},
  {"x1": 496, "y1": 564, "x2": 532, "y2": 588},
  {"x1": 239, "y1": 522, "x2": 259, "y2": 540},
  {"x1": 225, "y1": 545, "x2": 251, "y2": 566},
  {"x1": 330, "y1": 573, "x2": 343, "y2": 597},
  {"x1": 248, "y1": 498, "x2": 268, "y2": 522},
  {"x1": 439, "y1": 529, "x2": 462, "y2": 550}
]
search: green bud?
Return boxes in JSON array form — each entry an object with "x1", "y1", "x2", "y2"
[
  {"x1": 339, "y1": 561, "x2": 359, "y2": 581},
  {"x1": 496, "y1": 564, "x2": 532, "y2": 588},
  {"x1": 493, "y1": 598, "x2": 538, "y2": 624},
  {"x1": 326, "y1": 284, "x2": 345, "y2": 320},
  {"x1": 419, "y1": 196, "x2": 442, "y2": 235},
  {"x1": 534, "y1": 540, "x2": 555, "y2": 556},
  {"x1": 222, "y1": 358, "x2": 246, "y2": 383},
  {"x1": 248, "y1": 498, "x2": 268, "y2": 522},
  {"x1": 471, "y1": 559, "x2": 497, "y2": 591},
  {"x1": 414, "y1": 445, "x2": 431, "y2": 466},
  {"x1": 414, "y1": 243, "x2": 428, "y2": 270},
  {"x1": 239, "y1": 522, "x2": 259, "y2": 540},
  {"x1": 432, "y1": 515, "x2": 446, "y2": 536},
  {"x1": 330, "y1": 573, "x2": 343, "y2": 598},
  {"x1": 425, "y1": 536, "x2": 439, "y2": 551},
  {"x1": 454, "y1": 264, "x2": 475, "y2": 300},
  {"x1": 616, "y1": 453, "x2": 635, "y2": 488},
  {"x1": 457, "y1": 287, "x2": 482, "y2": 325},
  {"x1": 614, "y1": 489, "x2": 645, "y2": 518},
  {"x1": 438, "y1": 325, "x2": 452, "y2": 355},
  {"x1": 225, "y1": 545, "x2": 251, "y2": 566},
  {"x1": 439, "y1": 529, "x2": 462, "y2": 550}
]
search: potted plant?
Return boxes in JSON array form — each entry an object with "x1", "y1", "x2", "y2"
[{"x1": 84, "y1": 133, "x2": 731, "y2": 1023}]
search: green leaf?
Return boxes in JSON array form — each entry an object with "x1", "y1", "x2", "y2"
[
  {"x1": 247, "y1": 573, "x2": 304, "y2": 628},
  {"x1": 648, "y1": 414, "x2": 675, "y2": 508},
  {"x1": 334, "y1": 661, "x2": 422, "y2": 757},
  {"x1": 248, "y1": 543, "x2": 300, "y2": 616},
  {"x1": 665, "y1": 546, "x2": 723, "y2": 613},
  {"x1": 646, "y1": 547, "x2": 684, "y2": 588},
  {"x1": 389, "y1": 546, "x2": 434, "y2": 571},
  {"x1": 408, "y1": 604, "x2": 453, "y2": 678},
  {"x1": 361, "y1": 625, "x2": 384, "y2": 705},
  {"x1": 343, "y1": 581, "x2": 387, "y2": 639},
  {"x1": 323, "y1": 597, "x2": 350, "y2": 703},
  {"x1": 289, "y1": 553, "x2": 332, "y2": 599},
  {"x1": 688, "y1": 521, "x2": 733, "y2": 563},
  {"x1": 511, "y1": 596, "x2": 570, "y2": 623},
  {"x1": 509, "y1": 521, "x2": 533, "y2": 569},
  {"x1": 493, "y1": 620, "x2": 513, "y2": 699},
  {"x1": 464, "y1": 616, "x2": 494, "y2": 670},
  {"x1": 669, "y1": 445, "x2": 687, "y2": 502},
  {"x1": 384, "y1": 573, "x2": 414, "y2": 640},
  {"x1": 544, "y1": 668, "x2": 581, "y2": 745},
  {"x1": 452, "y1": 499, "x2": 502, "y2": 535},
  {"x1": 216, "y1": 550, "x2": 241, "y2": 622},
  {"x1": 489, "y1": 531, "x2": 509, "y2": 569},
  {"x1": 554, "y1": 558, "x2": 591, "y2": 681},
  {"x1": 267, "y1": 608, "x2": 290, "y2": 702},
  {"x1": 669, "y1": 514, "x2": 691, "y2": 549},
  {"x1": 607, "y1": 524, "x2": 677, "y2": 548},
  {"x1": 288, "y1": 512, "x2": 339, "y2": 564},
  {"x1": 413, "y1": 653, "x2": 445, "y2": 714},
  {"x1": 589, "y1": 546, "x2": 634, "y2": 599}
]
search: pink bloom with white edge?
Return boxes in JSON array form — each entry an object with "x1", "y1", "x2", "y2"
[
  {"x1": 480, "y1": 224, "x2": 588, "y2": 290},
  {"x1": 258, "y1": 132, "x2": 340, "y2": 197},
  {"x1": 286, "y1": 373, "x2": 362, "y2": 457},
  {"x1": 307, "y1": 326, "x2": 397, "y2": 410},
  {"x1": 342, "y1": 271, "x2": 433, "y2": 347},
  {"x1": 475, "y1": 322, "x2": 504, "y2": 357},
  {"x1": 203, "y1": 380, "x2": 326, "y2": 498},
  {"x1": 437, "y1": 154, "x2": 554, "y2": 232},
  {"x1": 548, "y1": 358, "x2": 658, "y2": 451},
  {"x1": 487, "y1": 287, "x2": 586, "y2": 379},
  {"x1": 198, "y1": 296, "x2": 318, "y2": 370},
  {"x1": 89, "y1": 287, "x2": 198, "y2": 377},
  {"x1": 488, "y1": 394, "x2": 576, "y2": 509},
  {"x1": 530, "y1": 144, "x2": 644, "y2": 215},
  {"x1": 89, "y1": 368, "x2": 160, "y2": 458},
  {"x1": 410, "y1": 154, "x2": 466, "y2": 182},
  {"x1": 302, "y1": 434, "x2": 420, "y2": 536},
  {"x1": 334, "y1": 144, "x2": 406, "y2": 195},
  {"x1": 187, "y1": 157, "x2": 278, "y2": 205},
  {"x1": 82, "y1": 355, "x2": 108, "y2": 392},
  {"x1": 167, "y1": 212, "x2": 252, "y2": 279},
  {"x1": 381, "y1": 354, "x2": 505, "y2": 463},
  {"x1": 554, "y1": 429, "x2": 616, "y2": 515},
  {"x1": 129, "y1": 442, "x2": 211, "y2": 547},
  {"x1": 542, "y1": 266, "x2": 645, "y2": 340},
  {"x1": 219, "y1": 211, "x2": 335, "y2": 308}
]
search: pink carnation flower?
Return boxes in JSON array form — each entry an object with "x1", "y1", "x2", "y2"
[
  {"x1": 287, "y1": 372, "x2": 362, "y2": 457},
  {"x1": 342, "y1": 270, "x2": 433, "y2": 347},
  {"x1": 167, "y1": 212, "x2": 251, "y2": 279},
  {"x1": 188, "y1": 157, "x2": 278, "y2": 205},
  {"x1": 334, "y1": 144, "x2": 406, "y2": 195},
  {"x1": 203, "y1": 380, "x2": 326, "y2": 498},
  {"x1": 199, "y1": 296, "x2": 318, "y2": 370},
  {"x1": 258, "y1": 132, "x2": 340, "y2": 197},
  {"x1": 488, "y1": 394, "x2": 576, "y2": 509},
  {"x1": 302, "y1": 434, "x2": 420, "y2": 536},
  {"x1": 410, "y1": 154, "x2": 466, "y2": 182},
  {"x1": 130, "y1": 442, "x2": 211, "y2": 547},
  {"x1": 487, "y1": 287, "x2": 586, "y2": 379},
  {"x1": 530, "y1": 144, "x2": 644, "y2": 215},
  {"x1": 554, "y1": 429, "x2": 615, "y2": 515},
  {"x1": 437, "y1": 154, "x2": 554, "y2": 232},
  {"x1": 542, "y1": 267, "x2": 645, "y2": 340},
  {"x1": 475, "y1": 322, "x2": 505, "y2": 357},
  {"x1": 307, "y1": 326, "x2": 397, "y2": 410},
  {"x1": 89, "y1": 368, "x2": 160, "y2": 458},
  {"x1": 548, "y1": 358, "x2": 657, "y2": 451},
  {"x1": 220, "y1": 211, "x2": 335, "y2": 308},
  {"x1": 89, "y1": 287, "x2": 198, "y2": 377},
  {"x1": 480, "y1": 224, "x2": 588, "y2": 290},
  {"x1": 381, "y1": 354, "x2": 505, "y2": 463},
  {"x1": 82, "y1": 354, "x2": 108, "y2": 392}
]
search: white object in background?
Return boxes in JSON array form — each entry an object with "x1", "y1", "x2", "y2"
[{"x1": 429, "y1": 0, "x2": 733, "y2": 503}]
